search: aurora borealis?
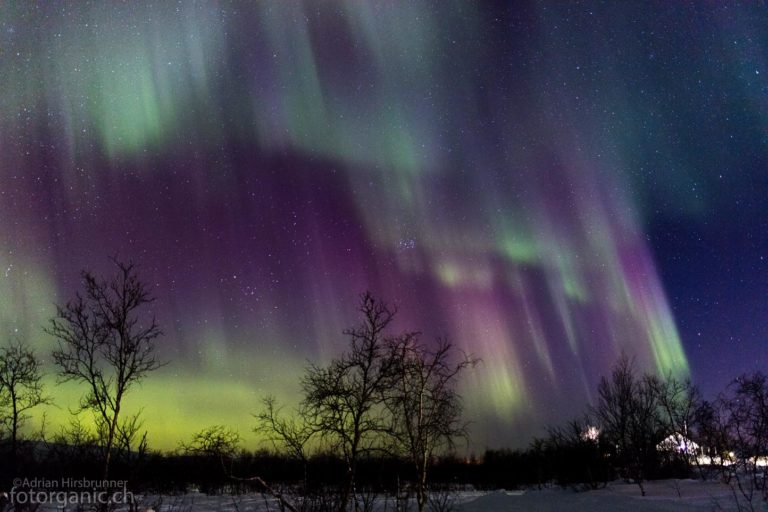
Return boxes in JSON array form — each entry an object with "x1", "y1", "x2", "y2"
[{"x1": 0, "y1": 2, "x2": 765, "y2": 451}]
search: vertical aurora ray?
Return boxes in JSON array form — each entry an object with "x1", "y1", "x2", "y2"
[{"x1": 3, "y1": 1, "x2": 764, "y2": 450}]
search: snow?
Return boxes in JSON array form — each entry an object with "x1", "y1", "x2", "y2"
[
  {"x1": 24, "y1": 479, "x2": 768, "y2": 512},
  {"x1": 459, "y1": 481, "x2": 746, "y2": 512}
]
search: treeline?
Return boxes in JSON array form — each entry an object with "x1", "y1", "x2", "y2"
[
  {"x1": 0, "y1": 259, "x2": 766, "y2": 509},
  {"x1": 1, "y1": 446, "x2": 474, "y2": 495}
]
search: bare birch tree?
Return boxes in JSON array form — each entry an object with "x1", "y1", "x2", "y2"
[
  {"x1": 48, "y1": 259, "x2": 164, "y2": 479},
  {"x1": 384, "y1": 336, "x2": 476, "y2": 512},
  {"x1": 301, "y1": 292, "x2": 395, "y2": 512},
  {"x1": 0, "y1": 341, "x2": 49, "y2": 465}
]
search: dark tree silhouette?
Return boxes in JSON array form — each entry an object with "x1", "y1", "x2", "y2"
[
  {"x1": 692, "y1": 399, "x2": 732, "y2": 476},
  {"x1": 48, "y1": 259, "x2": 164, "y2": 479},
  {"x1": 301, "y1": 292, "x2": 396, "y2": 512},
  {"x1": 254, "y1": 292, "x2": 476, "y2": 510},
  {"x1": 592, "y1": 355, "x2": 663, "y2": 495},
  {"x1": 647, "y1": 374, "x2": 701, "y2": 474},
  {"x1": 384, "y1": 336, "x2": 476, "y2": 511},
  {"x1": 184, "y1": 424, "x2": 303, "y2": 512},
  {"x1": 717, "y1": 373, "x2": 768, "y2": 506},
  {"x1": 181, "y1": 424, "x2": 242, "y2": 473},
  {"x1": 0, "y1": 341, "x2": 49, "y2": 466},
  {"x1": 545, "y1": 416, "x2": 611, "y2": 490},
  {"x1": 253, "y1": 396, "x2": 313, "y2": 487}
]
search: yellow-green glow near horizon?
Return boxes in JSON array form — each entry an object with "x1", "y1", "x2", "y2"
[{"x1": 31, "y1": 346, "x2": 308, "y2": 452}]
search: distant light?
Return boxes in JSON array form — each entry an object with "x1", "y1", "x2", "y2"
[{"x1": 582, "y1": 425, "x2": 600, "y2": 442}]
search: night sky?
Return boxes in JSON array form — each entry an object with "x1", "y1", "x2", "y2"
[{"x1": 0, "y1": 2, "x2": 765, "y2": 451}]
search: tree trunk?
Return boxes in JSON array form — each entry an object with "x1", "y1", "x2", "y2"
[
  {"x1": 11, "y1": 397, "x2": 18, "y2": 457},
  {"x1": 339, "y1": 461, "x2": 356, "y2": 512},
  {"x1": 10, "y1": 395, "x2": 18, "y2": 472},
  {"x1": 416, "y1": 458, "x2": 428, "y2": 512},
  {"x1": 103, "y1": 402, "x2": 121, "y2": 480}
]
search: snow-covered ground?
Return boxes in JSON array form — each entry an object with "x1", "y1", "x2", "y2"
[
  {"x1": 21, "y1": 479, "x2": 768, "y2": 512},
  {"x1": 459, "y1": 480, "x2": 764, "y2": 511},
  {"x1": 150, "y1": 480, "x2": 766, "y2": 512}
]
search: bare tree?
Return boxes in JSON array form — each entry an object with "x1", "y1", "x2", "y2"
[
  {"x1": 592, "y1": 355, "x2": 664, "y2": 496},
  {"x1": 181, "y1": 424, "x2": 242, "y2": 472},
  {"x1": 648, "y1": 374, "x2": 701, "y2": 474},
  {"x1": 301, "y1": 292, "x2": 396, "y2": 512},
  {"x1": 113, "y1": 411, "x2": 148, "y2": 462},
  {"x1": 593, "y1": 355, "x2": 635, "y2": 485},
  {"x1": 48, "y1": 259, "x2": 164, "y2": 479},
  {"x1": 383, "y1": 336, "x2": 476, "y2": 512},
  {"x1": 0, "y1": 342, "x2": 49, "y2": 465},
  {"x1": 253, "y1": 396, "x2": 313, "y2": 486},
  {"x1": 182, "y1": 425, "x2": 306, "y2": 512},
  {"x1": 719, "y1": 373, "x2": 768, "y2": 510},
  {"x1": 43, "y1": 417, "x2": 101, "y2": 470},
  {"x1": 693, "y1": 399, "x2": 732, "y2": 477},
  {"x1": 545, "y1": 416, "x2": 610, "y2": 490}
]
